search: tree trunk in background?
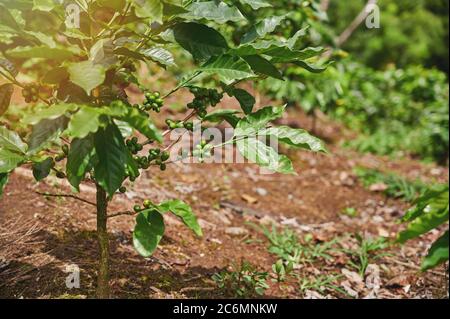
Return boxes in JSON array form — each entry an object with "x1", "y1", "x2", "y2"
[{"x1": 96, "y1": 184, "x2": 110, "y2": 299}]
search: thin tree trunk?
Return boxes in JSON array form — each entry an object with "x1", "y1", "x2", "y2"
[
  {"x1": 96, "y1": 184, "x2": 110, "y2": 299},
  {"x1": 335, "y1": 0, "x2": 378, "y2": 47}
]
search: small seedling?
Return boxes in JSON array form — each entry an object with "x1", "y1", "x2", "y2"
[{"x1": 212, "y1": 261, "x2": 269, "y2": 298}]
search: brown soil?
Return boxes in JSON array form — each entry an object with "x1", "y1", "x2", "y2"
[{"x1": 0, "y1": 88, "x2": 448, "y2": 299}]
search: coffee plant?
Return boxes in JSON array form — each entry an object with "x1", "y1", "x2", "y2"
[
  {"x1": 397, "y1": 184, "x2": 449, "y2": 271},
  {"x1": 0, "y1": 0, "x2": 326, "y2": 298}
]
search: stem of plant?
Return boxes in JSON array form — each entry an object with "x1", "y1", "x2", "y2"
[{"x1": 96, "y1": 184, "x2": 110, "y2": 299}]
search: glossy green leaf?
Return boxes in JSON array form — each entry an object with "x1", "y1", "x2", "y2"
[
  {"x1": 141, "y1": 47, "x2": 176, "y2": 68},
  {"x1": 243, "y1": 55, "x2": 283, "y2": 80},
  {"x1": 0, "y1": 126, "x2": 28, "y2": 154},
  {"x1": 67, "y1": 107, "x2": 104, "y2": 139},
  {"x1": 181, "y1": 1, "x2": 245, "y2": 23},
  {"x1": 120, "y1": 108, "x2": 162, "y2": 142},
  {"x1": 93, "y1": 124, "x2": 128, "y2": 197},
  {"x1": 23, "y1": 103, "x2": 79, "y2": 125},
  {"x1": 6, "y1": 46, "x2": 75, "y2": 61},
  {"x1": 32, "y1": 157, "x2": 53, "y2": 181},
  {"x1": 133, "y1": 0, "x2": 163, "y2": 23},
  {"x1": 66, "y1": 136, "x2": 95, "y2": 191},
  {"x1": 32, "y1": 0, "x2": 56, "y2": 11},
  {"x1": 229, "y1": 88, "x2": 255, "y2": 115},
  {"x1": 202, "y1": 109, "x2": 240, "y2": 127},
  {"x1": 258, "y1": 126, "x2": 327, "y2": 152},
  {"x1": 397, "y1": 186, "x2": 449, "y2": 243},
  {"x1": 239, "y1": 0, "x2": 272, "y2": 10},
  {"x1": 68, "y1": 61, "x2": 106, "y2": 95},
  {"x1": 200, "y1": 55, "x2": 255, "y2": 85},
  {"x1": 292, "y1": 60, "x2": 330, "y2": 73},
  {"x1": 235, "y1": 105, "x2": 285, "y2": 135},
  {"x1": 0, "y1": 149, "x2": 24, "y2": 173},
  {"x1": 28, "y1": 116, "x2": 69, "y2": 153},
  {"x1": 133, "y1": 210, "x2": 165, "y2": 257},
  {"x1": 236, "y1": 137, "x2": 295, "y2": 174},
  {"x1": 158, "y1": 199, "x2": 202, "y2": 237},
  {"x1": 241, "y1": 15, "x2": 287, "y2": 44},
  {"x1": 422, "y1": 231, "x2": 449, "y2": 271},
  {"x1": 173, "y1": 23, "x2": 229, "y2": 61}
]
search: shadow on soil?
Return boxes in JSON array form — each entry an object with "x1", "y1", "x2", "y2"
[{"x1": 0, "y1": 228, "x2": 237, "y2": 299}]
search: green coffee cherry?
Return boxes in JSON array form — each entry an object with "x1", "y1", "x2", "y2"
[
  {"x1": 143, "y1": 199, "x2": 152, "y2": 208},
  {"x1": 161, "y1": 151, "x2": 170, "y2": 162},
  {"x1": 119, "y1": 186, "x2": 127, "y2": 193},
  {"x1": 133, "y1": 205, "x2": 142, "y2": 212}
]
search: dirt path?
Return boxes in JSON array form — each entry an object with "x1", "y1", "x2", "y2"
[{"x1": 0, "y1": 105, "x2": 448, "y2": 299}]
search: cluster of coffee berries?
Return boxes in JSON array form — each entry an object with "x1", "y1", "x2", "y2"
[
  {"x1": 187, "y1": 87, "x2": 223, "y2": 118},
  {"x1": 149, "y1": 148, "x2": 170, "y2": 171},
  {"x1": 126, "y1": 137, "x2": 143, "y2": 155},
  {"x1": 133, "y1": 199, "x2": 154, "y2": 213},
  {"x1": 143, "y1": 91, "x2": 164, "y2": 112},
  {"x1": 22, "y1": 84, "x2": 40, "y2": 103},
  {"x1": 193, "y1": 140, "x2": 212, "y2": 163},
  {"x1": 165, "y1": 119, "x2": 194, "y2": 131}
]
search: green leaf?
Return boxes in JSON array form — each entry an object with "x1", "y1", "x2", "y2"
[
  {"x1": 292, "y1": 60, "x2": 330, "y2": 73},
  {"x1": 397, "y1": 186, "x2": 449, "y2": 243},
  {"x1": 239, "y1": 0, "x2": 272, "y2": 10},
  {"x1": 181, "y1": 1, "x2": 245, "y2": 23},
  {"x1": 89, "y1": 39, "x2": 117, "y2": 67},
  {"x1": 141, "y1": 47, "x2": 176, "y2": 68},
  {"x1": 0, "y1": 173, "x2": 8, "y2": 197},
  {"x1": 422, "y1": 231, "x2": 449, "y2": 271},
  {"x1": 0, "y1": 5, "x2": 21, "y2": 30},
  {"x1": 401, "y1": 185, "x2": 449, "y2": 222},
  {"x1": 243, "y1": 55, "x2": 283, "y2": 80},
  {"x1": 67, "y1": 107, "x2": 104, "y2": 139},
  {"x1": 0, "y1": 83, "x2": 14, "y2": 116},
  {"x1": 202, "y1": 109, "x2": 240, "y2": 127},
  {"x1": 236, "y1": 137, "x2": 295, "y2": 174},
  {"x1": 120, "y1": 108, "x2": 162, "y2": 142},
  {"x1": 23, "y1": 103, "x2": 79, "y2": 125},
  {"x1": 0, "y1": 149, "x2": 24, "y2": 173},
  {"x1": 0, "y1": 58, "x2": 18, "y2": 77},
  {"x1": 98, "y1": 0, "x2": 126, "y2": 11},
  {"x1": 241, "y1": 15, "x2": 287, "y2": 44},
  {"x1": 66, "y1": 136, "x2": 95, "y2": 191},
  {"x1": 200, "y1": 55, "x2": 255, "y2": 85},
  {"x1": 270, "y1": 46, "x2": 325, "y2": 63},
  {"x1": 28, "y1": 116, "x2": 69, "y2": 153},
  {"x1": 158, "y1": 200, "x2": 202, "y2": 237},
  {"x1": 133, "y1": 0, "x2": 163, "y2": 23},
  {"x1": 32, "y1": 157, "x2": 53, "y2": 181},
  {"x1": 42, "y1": 67, "x2": 69, "y2": 84},
  {"x1": 6, "y1": 46, "x2": 75, "y2": 61},
  {"x1": 133, "y1": 210, "x2": 165, "y2": 257},
  {"x1": 173, "y1": 22, "x2": 229, "y2": 61},
  {"x1": 32, "y1": 0, "x2": 56, "y2": 11},
  {"x1": 235, "y1": 105, "x2": 285, "y2": 135},
  {"x1": 68, "y1": 61, "x2": 106, "y2": 95},
  {"x1": 93, "y1": 124, "x2": 128, "y2": 197},
  {"x1": 258, "y1": 126, "x2": 327, "y2": 152},
  {"x1": 163, "y1": 0, "x2": 188, "y2": 16},
  {"x1": 0, "y1": 126, "x2": 28, "y2": 154},
  {"x1": 230, "y1": 88, "x2": 255, "y2": 115}
]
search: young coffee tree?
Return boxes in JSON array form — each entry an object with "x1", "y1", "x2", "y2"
[{"x1": 0, "y1": 0, "x2": 326, "y2": 298}]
